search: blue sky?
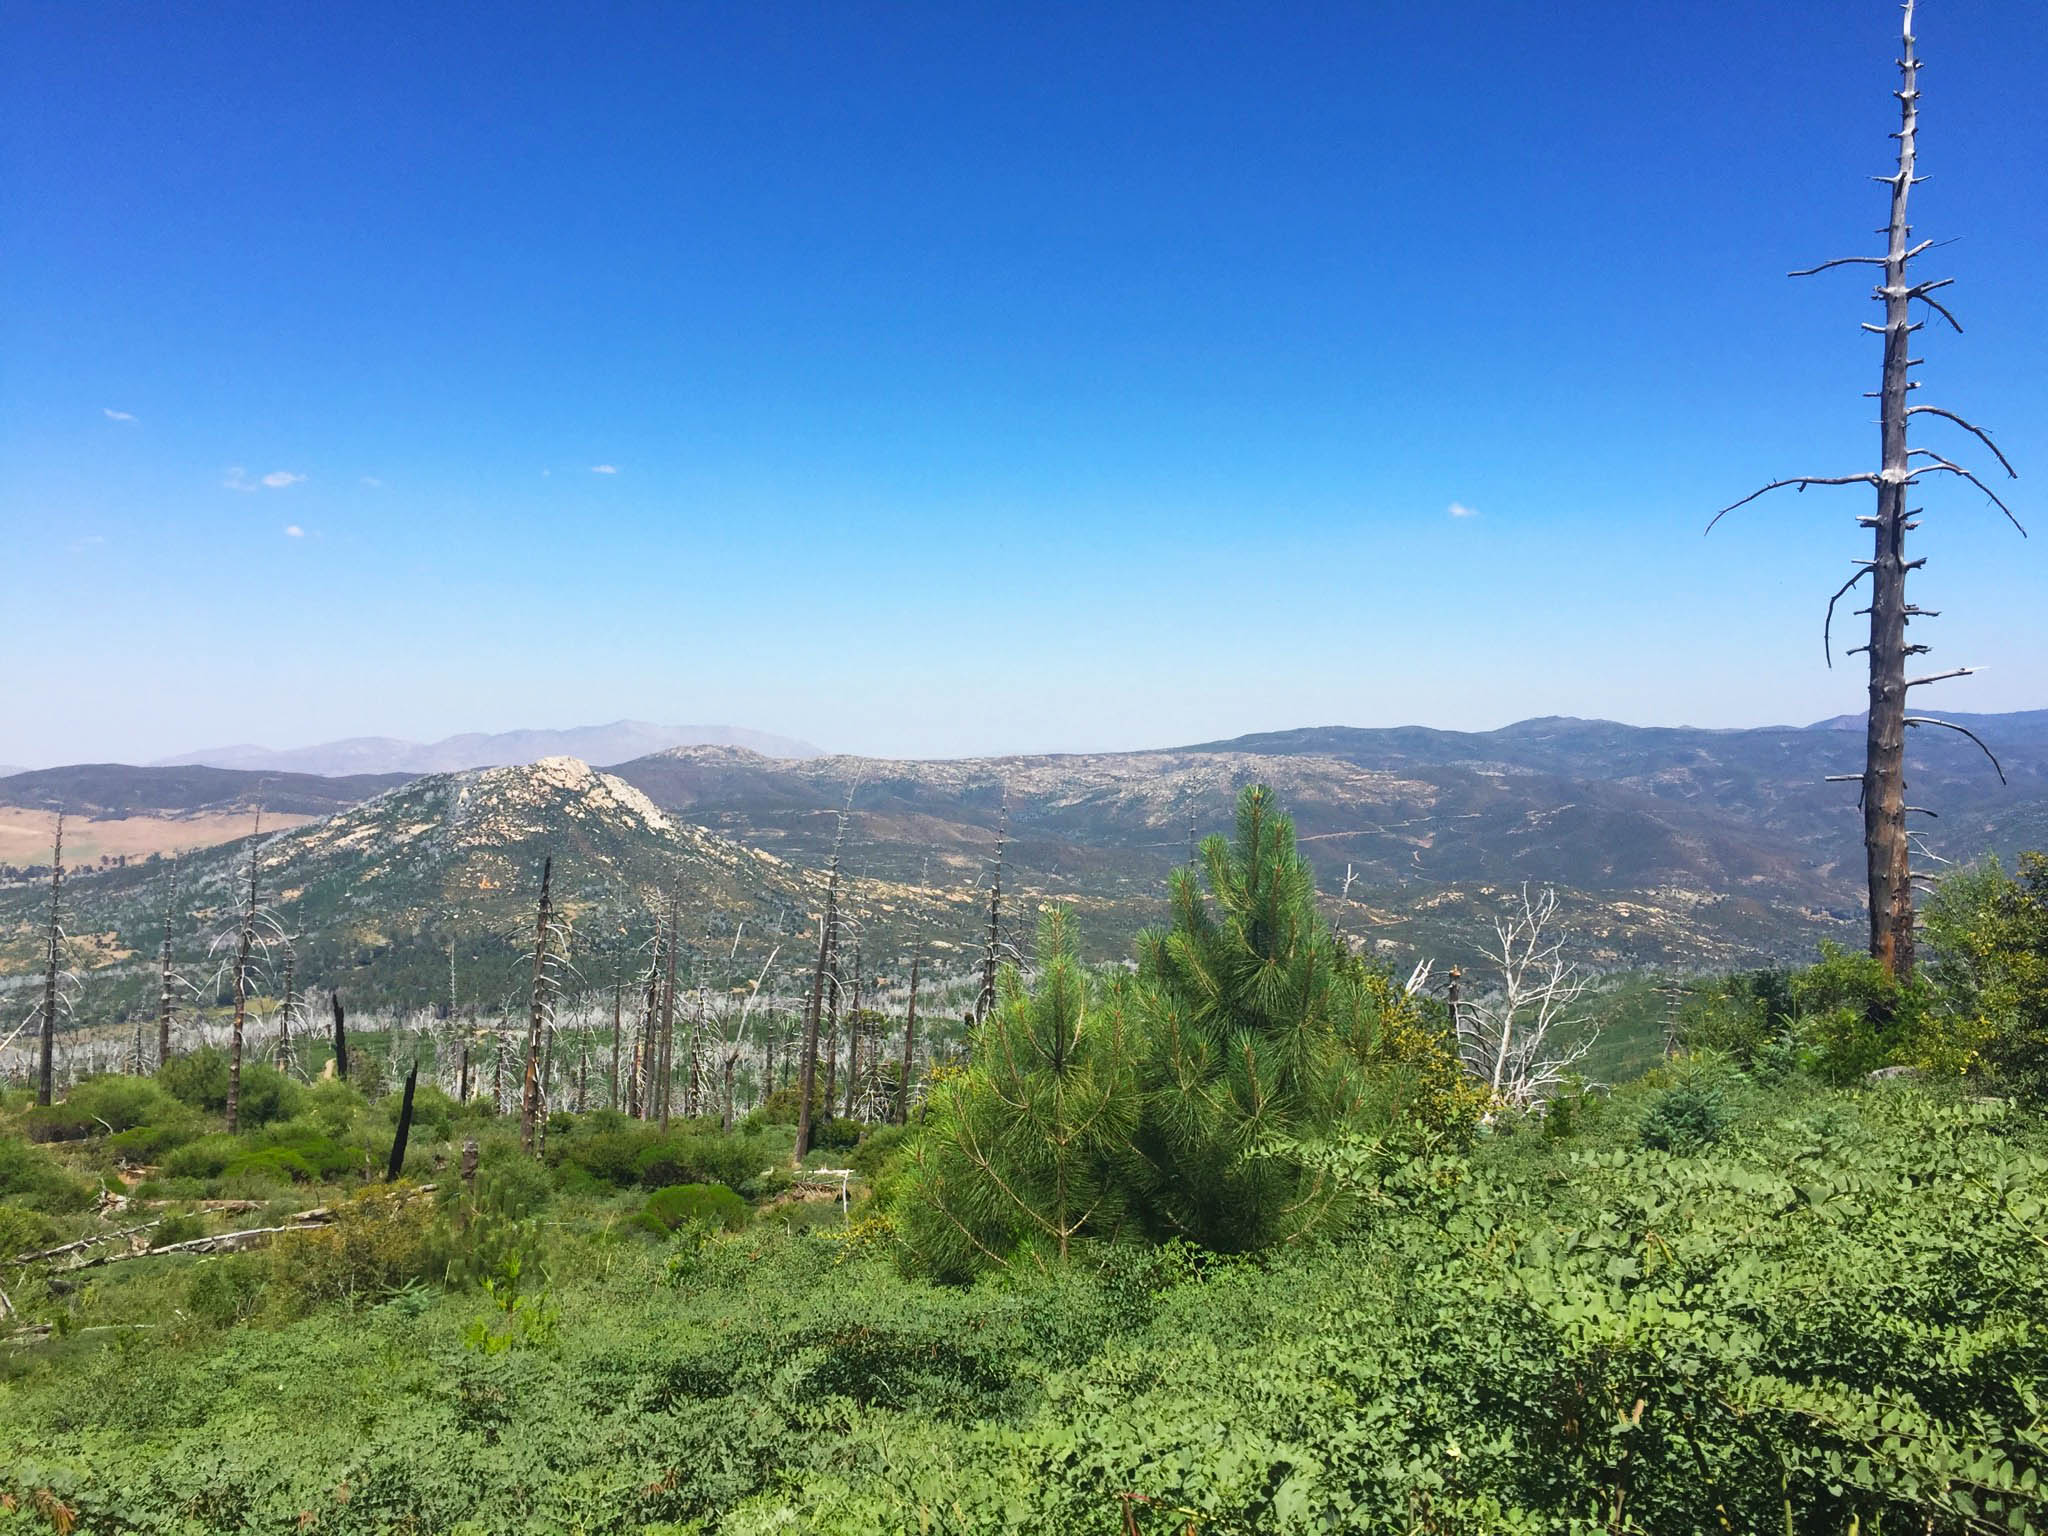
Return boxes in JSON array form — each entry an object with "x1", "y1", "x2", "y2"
[{"x1": 4, "y1": 1, "x2": 2044, "y2": 766}]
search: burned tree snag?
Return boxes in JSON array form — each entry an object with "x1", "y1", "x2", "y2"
[
  {"x1": 1712, "y1": 1, "x2": 2022, "y2": 978},
  {"x1": 609, "y1": 975, "x2": 624, "y2": 1112},
  {"x1": 519, "y1": 856, "x2": 554, "y2": 1155},
  {"x1": 658, "y1": 891, "x2": 680, "y2": 1131},
  {"x1": 225, "y1": 809, "x2": 262, "y2": 1134},
  {"x1": 35, "y1": 814, "x2": 64, "y2": 1108},
  {"x1": 387, "y1": 1060, "x2": 418, "y2": 1180},
  {"x1": 274, "y1": 945, "x2": 296, "y2": 1072},
  {"x1": 977, "y1": 805, "x2": 1007, "y2": 1024},
  {"x1": 331, "y1": 992, "x2": 350, "y2": 1082},
  {"x1": 896, "y1": 926, "x2": 924, "y2": 1125},
  {"x1": 156, "y1": 856, "x2": 179, "y2": 1070},
  {"x1": 795, "y1": 803, "x2": 850, "y2": 1161}
]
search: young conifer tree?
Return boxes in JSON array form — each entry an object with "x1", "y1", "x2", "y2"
[
  {"x1": 898, "y1": 905, "x2": 1138, "y2": 1279},
  {"x1": 1129, "y1": 784, "x2": 1368, "y2": 1252}
]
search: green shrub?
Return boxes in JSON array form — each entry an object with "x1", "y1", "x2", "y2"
[
  {"x1": 1924, "y1": 852, "x2": 2048, "y2": 1100},
  {"x1": 0, "y1": 1202, "x2": 59, "y2": 1258},
  {"x1": 23, "y1": 1075, "x2": 184, "y2": 1142},
  {"x1": 161, "y1": 1134, "x2": 239, "y2": 1180},
  {"x1": 184, "y1": 1256, "x2": 267, "y2": 1327},
  {"x1": 1793, "y1": 942, "x2": 1930, "y2": 1083},
  {"x1": 150, "y1": 1213, "x2": 206, "y2": 1248},
  {"x1": 847, "y1": 1123, "x2": 907, "y2": 1179},
  {"x1": 106, "y1": 1112, "x2": 204, "y2": 1162},
  {"x1": 633, "y1": 1182, "x2": 749, "y2": 1236},
  {"x1": 1639, "y1": 1077, "x2": 1733, "y2": 1154},
  {"x1": 0, "y1": 1135, "x2": 93, "y2": 1213},
  {"x1": 159, "y1": 1049, "x2": 304, "y2": 1127}
]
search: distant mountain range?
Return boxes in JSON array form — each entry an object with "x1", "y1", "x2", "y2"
[
  {"x1": 3, "y1": 713, "x2": 2043, "y2": 1024},
  {"x1": 148, "y1": 721, "x2": 823, "y2": 776}
]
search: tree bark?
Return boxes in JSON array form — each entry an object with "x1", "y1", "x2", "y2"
[
  {"x1": 36, "y1": 814, "x2": 64, "y2": 1107},
  {"x1": 896, "y1": 937, "x2": 922, "y2": 1125},
  {"x1": 794, "y1": 822, "x2": 845, "y2": 1163},
  {"x1": 331, "y1": 992, "x2": 350, "y2": 1082},
  {"x1": 1864, "y1": 9, "x2": 1923, "y2": 977},
  {"x1": 657, "y1": 892, "x2": 680, "y2": 1131},
  {"x1": 386, "y1": 1061, "x2": 418, "y2": 1180},
  {"x1": 518, "y1": 856, "x2": 554, "y2": 1154},
  {"x1": 155, "y1": 855, "x2": 178, "y2": 1071},
  {"x1": 225, "y1": 809, "x2": 261, "y2": 1134}
]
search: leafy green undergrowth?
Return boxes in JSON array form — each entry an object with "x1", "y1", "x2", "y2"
[{"x1": 2, "y1": 1074, "x2": 2043, "y2": 1533}]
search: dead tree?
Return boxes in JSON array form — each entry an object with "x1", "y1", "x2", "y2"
[
  {"x1": 895, "y1": 932, "x2": 924, "y2": 1124},
  {"x1": 976, "y1": 805, "x2": 1007, "y2": 1024},
  {"x1": 795, "y1": 804, "x2": 850, "y2": 1161},
  {"x1": 330, "y1": 992, "x2": 350, "y2": 1082},
  {"x1": 657, "y1": 891, "x2": 680, "y2": 1131},
  {"x1": 35, "y1": 814, "x2": 64, "y2": 1107},
  {"x1": 719, "y1": 945, "x2": 781, "y2": 1131},
  {"x1": 635, "y1": 910, "x2": 665, "y2": 1120},
  {"x1": 609, "y1": 975, "x2": 624, "y2": 1111},
  {"x1": 1453, "y1": 886, "x2": 1593, "y2": 1111},
  {"x1": 155, "y1": 857, "x2": 181, "y2": 1069},
  {"x1": 387, "y1": 1061, "x2": 418, "y2": 1180},
  {"x1": 1712, "y1": 0, "x2": 2022, "y2": 978},
  {"x1": 518, "y1": 856, "x2": 555, "y2": 1154},
  {"x1": 224, "y1": 809, "x2": 262, "y2": 1134},
  {"x1": 273, "y1": 943, "x2": 297, "y2": 1072}
]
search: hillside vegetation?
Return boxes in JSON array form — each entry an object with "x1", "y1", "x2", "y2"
[{"x1": 2, "y1": 794, "x2": 2045, "y2": 1532}]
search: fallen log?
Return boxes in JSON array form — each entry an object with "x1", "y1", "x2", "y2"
[{"x1": 11, "y1": 1220, "x2": 163, "y2": 1266}]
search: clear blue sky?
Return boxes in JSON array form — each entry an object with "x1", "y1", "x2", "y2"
[{"x1": 4, "y1": 1, "x2": 2044, "y2": 766}]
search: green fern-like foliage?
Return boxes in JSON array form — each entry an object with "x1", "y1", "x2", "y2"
[
  {"x1": 1129, "y1": 784, "x2": 1374, "y2": 1251},
  {"x1": 896, "y1": 905, "x2": 1140, "y2": 1280}
]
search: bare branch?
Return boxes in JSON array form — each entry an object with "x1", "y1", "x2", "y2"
[
  {"x1": 1788, "y1": 255, "x2": 1887, "y2": 276},
  {"x1": 1906, "y1": 454, "x2": 2029, "y2": 535},
  {"x1": 1903, "y1": 667, "x2": 1975, "y2": 689},
  {"x1": 1823, "y1": 566, "x2": 1872, "y2": 667},
  {"x1": 1903, "y1": 716, "x2": 2007, "y2": 784},
  {"x1": 1706, "y1": 474, "x2": 1878, "y2": 534},
  {"x1": 1905, "y1": 405, "x2": 2018, "y2": 478}
]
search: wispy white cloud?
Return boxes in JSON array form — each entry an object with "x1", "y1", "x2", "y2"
[
  {"x1": 284, "y1": 524, "x2": 306, "y2": 538},
  {"x1": 68, "y1": 533, "x2": 108, "y2": 553},
  {"x1": 102, "y1": 407, "x2": 136, "y2": 422},
  {"x1": 590, "y1": 464, "x2": 617, "y2": 475},
  {"x1": 360, "y1": 475, "x2": 384, "y2": 489},
  {"x1": 1448, "y1": 501, "x2": 1479, "y2": 519},
  {"x1": 224, "y1": 467, "x2": 306, "y2": 492}
]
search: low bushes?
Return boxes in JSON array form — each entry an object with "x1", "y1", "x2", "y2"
[
  {"x1": 23, "y1": 1075, "x2": 184, "y2": 1143},
  {"x1": 0, "y1": 1136, "x2": 92, "y2": 1214},
  {"x1": 158, "y1": 1049, "x2": 303, "y2": 1128},
  {"x1": 633, "y1": 1182, "x2": 749, "y2": 1236}
]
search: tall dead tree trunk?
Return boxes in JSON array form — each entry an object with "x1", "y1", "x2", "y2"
[
  {"x1": 976, "y1": 808, "x2": 1007, "y2": 1024},
  {"x1": 155, "y1": 856, "x2": 179, "y2": 1070},
  {"x1": 386, "y1": 1060, "x2": 418, "y2": 1180},
  {"x1": 1712, "y1": 0, "x2": 2022, "y2": 979},
  {"x1": 331, "y1": 992, "x2": 350, "y2": 1082},
  {"x1": 794, "y1": 807, "x2": 849, "y2": 1161},
  {"x1": 609, "y1": 976, "x2": 623, "y2": 1111},
  {"x1": 895, "y1": 932, "x2": 923, "y2": 1125},
  {"x1": 636, "y1": 914, "x2": 663, "y2": 1120},
  {"x1": 36, "y1": 814, "x2": 64, "y2": 1107},
  {"x1": 657, "y1": 892, "x2": 680, "y2": 1132},
  {"x1": 519, "y1": 856, "x2": 554, "y2": 1155},
  {"x1": 274, "y1": 945, "x2": 296, "y2": 1071},
  {"x1": 225, "y1": 809, "x2": 262, "y2": 1134}
]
